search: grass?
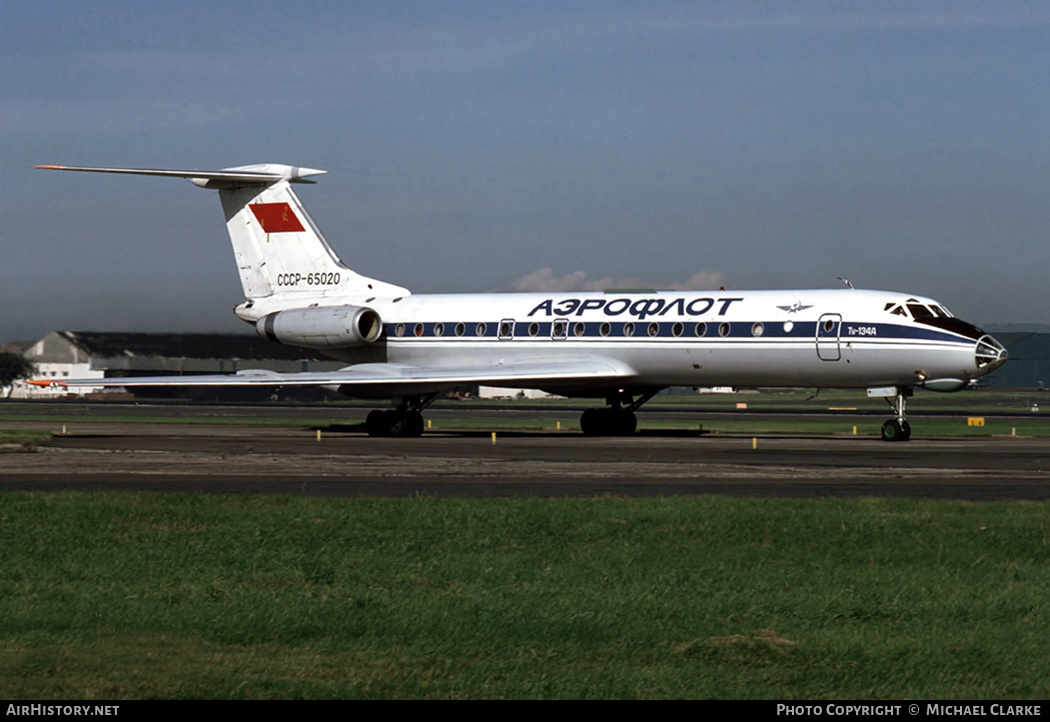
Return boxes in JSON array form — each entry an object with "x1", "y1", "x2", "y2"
[
  {"x1": 0, "y1": 493, "x2": 1048, "y2": 699},
  {"x1": 0, "y1": 429, "x2": 51, "y2": 445}
]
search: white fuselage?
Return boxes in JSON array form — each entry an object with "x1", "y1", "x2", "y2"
[{"x1": 314, "y1": 288, "x2": 999, "y2": 395}]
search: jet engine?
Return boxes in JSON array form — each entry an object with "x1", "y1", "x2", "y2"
[{"x1": 257, "y1": 305, "x2": 383, "y2": 348}]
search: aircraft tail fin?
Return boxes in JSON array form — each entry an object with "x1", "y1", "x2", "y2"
[{"x1": 36, "y1": 164, "x2": 409, "y2": 317}]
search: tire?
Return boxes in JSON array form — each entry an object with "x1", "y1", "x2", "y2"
[
  {"x1": 406, "y1": 411, "x2": 425, "y2": 437},
  {"x1": 580, "y1": 408, "x2": 637, "y2": 436},
  {"x1": 881, "y1": 419, "x2": 906, "y2": 442},
  {"x1": 580, "y1": 408, "x2": 602, "y2": 436},
  {"x1": 612, "y1": 409, "x2": 637, "y2": 436},
  {"x1": 388, "y1": 410, "x2": 424, "y2": 438},
  {"x1": 365, "y1": 409, "x2": 389, "y2": 437}
]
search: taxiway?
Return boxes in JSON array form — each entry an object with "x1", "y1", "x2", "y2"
[{"x1": 2, "y1": 408, "x2": 1047, "y2": 500}]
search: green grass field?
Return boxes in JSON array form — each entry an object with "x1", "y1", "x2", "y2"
[
  {"x1": 1, "y1": 493, "x2": 1047, "y2": 699},
  {"x1": 0, "y1": 429, "x2": 51, "y2": 445},
  {"x1": 2, "y1": 392, "x2": 1047, "y2": 698}
]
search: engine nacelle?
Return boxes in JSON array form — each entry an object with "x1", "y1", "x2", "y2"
[{"x1": 257, "y1": 305, "x2": 383, "y2": 349}]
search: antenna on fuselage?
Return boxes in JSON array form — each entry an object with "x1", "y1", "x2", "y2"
[{"x1": 837, "y1": 277, "x2": 855, "y2": 290}]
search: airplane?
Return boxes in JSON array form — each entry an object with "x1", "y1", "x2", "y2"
[{"x1": 34, "y1": 163, "x2": 1007, "y2": 441}]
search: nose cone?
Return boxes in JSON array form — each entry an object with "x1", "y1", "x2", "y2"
[{"x1": 975, "y1": 334, "x2": 1007, "y2": 374}]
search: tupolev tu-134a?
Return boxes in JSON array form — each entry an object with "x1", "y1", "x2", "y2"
[{"x1": 34, "y1": 163, "x2": 1007, "y2": 441}]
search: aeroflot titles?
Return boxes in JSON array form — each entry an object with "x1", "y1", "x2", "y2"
[{"x1": 527, "y1": 297, "x2": 744, "y2": 319}]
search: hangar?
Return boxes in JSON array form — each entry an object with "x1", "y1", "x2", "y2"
[{"x1": 981, "y1": 332, "x2": 1050, "y2": 389}]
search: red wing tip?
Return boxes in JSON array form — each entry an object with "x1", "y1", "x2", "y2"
[
  {"x1": 35, "y1": 165, "x2": 67, "y2": 170},
  {"x1": 26, "y1": 379, "x2": 66, "y2": 387}
]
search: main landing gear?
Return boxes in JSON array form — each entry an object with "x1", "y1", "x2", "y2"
[
  {"x1": 365, "y1": 393, "x2": 439, "y2": 438},
  {"x1": 579, "y1": 390, "x2": 659, "y2": 436},
  {"x1": 880, "y1": 387, "x2": 912, "y2": 442}
]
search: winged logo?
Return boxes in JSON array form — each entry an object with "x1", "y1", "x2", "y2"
[{"x1": 777, "y1": 301, "x2": 813, "y2": 314}]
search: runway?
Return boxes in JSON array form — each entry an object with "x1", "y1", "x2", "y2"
[{"x1": 3, "y1": 410, "x2": 1049, "y2": 500}]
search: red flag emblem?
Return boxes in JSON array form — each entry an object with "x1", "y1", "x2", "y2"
[{"x1": 250, "y1": 203, "x2": 305, "y2": 233}]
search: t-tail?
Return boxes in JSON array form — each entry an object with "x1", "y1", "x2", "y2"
[{"x1": 35, "y1": 164, "x2": 409, "y2": 324}]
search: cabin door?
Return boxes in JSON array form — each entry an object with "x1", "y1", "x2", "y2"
[{"x1": 816, "y1": 313, "x2": 842, "y2": 361}]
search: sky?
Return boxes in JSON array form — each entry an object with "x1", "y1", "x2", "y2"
[{"x1": 2, "y1": 1, "x2": 1049, "y2": 342}]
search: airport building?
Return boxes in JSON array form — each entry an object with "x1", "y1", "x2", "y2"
[{"x1": 980, "y1": 331, "x2": 1050, "y2": 390}]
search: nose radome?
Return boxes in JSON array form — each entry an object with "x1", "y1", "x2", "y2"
[{"x1": 975, "y1": 335, "x2": 1007, "y2": 372}]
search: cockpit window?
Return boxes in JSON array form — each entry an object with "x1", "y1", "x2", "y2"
[
  {"x1": 907, "y1": 304, "x2": 934, "y2": 320},
  {"x1": 887, "y1": 300, "x2": 951, "y2": 320}
]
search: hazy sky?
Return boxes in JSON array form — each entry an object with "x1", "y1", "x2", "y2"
[{"x1": 3, "y1": 1, "x2": 1048, "y2": 341}]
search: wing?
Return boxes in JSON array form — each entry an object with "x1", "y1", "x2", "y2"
[{"x1": 30, "y1": 358, "x2": 636, "y2": 397}]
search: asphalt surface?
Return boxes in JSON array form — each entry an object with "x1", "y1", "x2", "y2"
[{"x1": 2, "y1": 405, "x2": 1048, "y2": 500}]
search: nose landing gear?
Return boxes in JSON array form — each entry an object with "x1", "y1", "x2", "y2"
[{"x1": 880, "y1": 387, "x2": 912, "y2": 442}]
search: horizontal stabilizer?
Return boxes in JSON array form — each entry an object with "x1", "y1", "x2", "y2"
[
  {"x1": 34, "y1": 161, "x2": 408, "y2": 303},
  {"x1": 36, "y1": 164, "x2": 326, "y2": 186}
]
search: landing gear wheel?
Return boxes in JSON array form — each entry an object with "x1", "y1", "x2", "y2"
[
  {"x1": 880, "y1": 387, "x2": 913, "y2": 442},
  {"x1": 580, "y1": 408, "x2": 602, "y2": 436},
  {"x1": 365, "y1": 409, "x2": 388, "y2": 437},
  {"x1": 365, "y1": 394, "x2": 437, "y2": 438},
  {"x1": 579, "y1": 407, "x2": 637, "y2": 436},
  {"x1": 366, "y1": 409, "x2": 425, "y2": 437},
  {"x1": 388, "y1": 410, "x2": 424, "y2": 438},
  {"x1": 613, "y1": 408, "x2": 637, "y2": 435},
  {"x1": 881, "y1": 419, "x2": 911, "y2": 442}
]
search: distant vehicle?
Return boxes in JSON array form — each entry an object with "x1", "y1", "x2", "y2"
[{"x1": 34, "y1": 163, "x2": 1007, "y2": 440}]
